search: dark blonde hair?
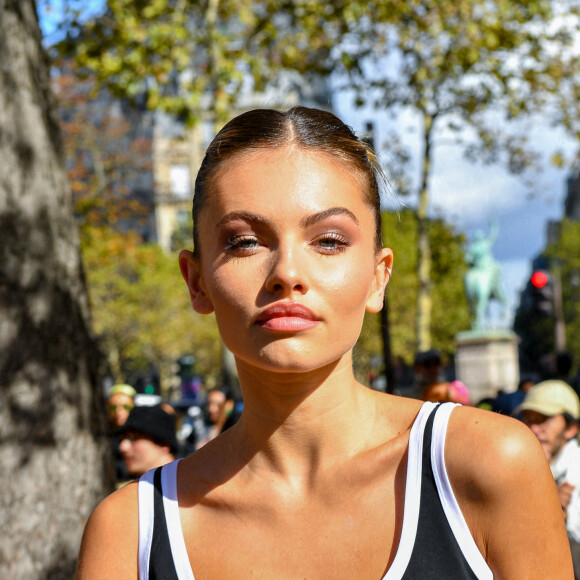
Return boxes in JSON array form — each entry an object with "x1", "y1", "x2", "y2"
[{"x1": 193, "y1": 106, "x2": 385, "y2": 255}]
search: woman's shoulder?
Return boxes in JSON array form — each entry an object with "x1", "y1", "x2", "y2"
[
  {"x1": 75, "y1": 479, "x2": 140, "y2": 579},
  {"x1": 444, "y1": 406, "x2": 558, "y2": 542},
  {"x1": 93, "y1": 476, "x2": 140, "y2": 522},
  {"x1": 444, "y1": 404, "x2": 550, "y2": 495},
  {"x1": 444, "y1": 405, "x2": 573, "y2": 576},
  {"x1": 446, "y1": 405, "x2": 544, "y2": 477}
]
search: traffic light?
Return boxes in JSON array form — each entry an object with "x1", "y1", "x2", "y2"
[
  {"x1": 133, "y1": 367, "x2": 160, "y2": 395},
  {"x1": 530, "y1": 270, "x2": 554, "y2": 316}
]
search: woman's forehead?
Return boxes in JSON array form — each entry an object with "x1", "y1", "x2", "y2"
[{"x1": 207, "y1": 147, "x2": 369, "y2": 213}]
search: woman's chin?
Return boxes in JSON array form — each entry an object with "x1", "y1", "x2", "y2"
[{"x1": 231, "y1": 342, "x2": 352, "y2": 377}]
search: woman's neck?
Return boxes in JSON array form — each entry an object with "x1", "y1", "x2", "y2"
[{"x1": 227, "y1": 357, "x2": 383, "y2": 481}]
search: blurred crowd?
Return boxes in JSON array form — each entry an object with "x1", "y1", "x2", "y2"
[{"x1": 106, "y1": 383, "x2": 242, "y2": 488}]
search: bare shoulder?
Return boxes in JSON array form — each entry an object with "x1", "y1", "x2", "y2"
[
  {"x1": 74, "y1": 480, "x2": 140, "y2": 580},
  {"x1": 445, "y1": 405, "x2": 546, "y2": 490},
  {"x1": 445, "y1": 405, "x2": 573, "y2": 578}
]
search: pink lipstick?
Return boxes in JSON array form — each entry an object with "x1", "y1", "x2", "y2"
[{"x1": 255, "y1": 303, "x2": 320, "y2": 332}]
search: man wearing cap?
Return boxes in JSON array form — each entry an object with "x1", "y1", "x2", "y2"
[
  {"x1": 519, "y1": 380, "x2": 580, "y2": 577},
  {"x1": 117, "y1": 405, "x2": 178, "y2": 487},
  {"x1": 107, "y1": 383, "x2": 136, "y2": 428},
  {"x1": 107, "y1": 384, "x2": 137, "y2": 483}
]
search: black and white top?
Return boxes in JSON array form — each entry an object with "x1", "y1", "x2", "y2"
[{"x1": 137, "y1": 402, "x2": 493, "y2": 579}]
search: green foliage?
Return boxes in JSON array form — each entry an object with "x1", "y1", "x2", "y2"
[
  {"x1": 356, "y1": 209, "x2": 470, "y2": 372},
  {"x1": 429, "y1": 218, "x2": 471, "y2": 349},
  {"x1": 56, "y1": 0, "x2": 339, "y2": 124},
  {"x1": 81, "y1": 226, "x2": 222, "y2": 389},
  {"x1": 170, "y1": 210, "x2": 194, "y2": 252},
  {"x1": 545, "y1": 219, "x2": 580, "y2": 360},
  {"x1": 53, "y1": 60, "x2": 223, "y2": 392}
]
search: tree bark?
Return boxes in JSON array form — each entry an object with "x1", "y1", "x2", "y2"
[{"x1": 0, "y1": 1, "x2": 111, "y2": 578}]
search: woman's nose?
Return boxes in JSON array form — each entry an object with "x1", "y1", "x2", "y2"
[{"x1": 264, "y1": 243, "x2": 309, "y2": 295}]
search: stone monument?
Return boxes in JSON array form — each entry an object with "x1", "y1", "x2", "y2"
[{"x1": 455, "y1": 219, "x2": 519, "y2": 403}]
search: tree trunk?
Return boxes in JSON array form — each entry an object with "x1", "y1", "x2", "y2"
[
  {"x1": 0, "y1": 2, "x2": 111, "y2": 578},
  {"x1": 415, "y1": 112, "x2": 434, "y2": 353}
]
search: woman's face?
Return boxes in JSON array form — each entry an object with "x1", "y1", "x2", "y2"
[{"x1": 180, "y1": 147, "x2": 392, "y2": 375}]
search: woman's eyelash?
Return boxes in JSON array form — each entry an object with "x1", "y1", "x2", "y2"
[
  {"x1": 313, "y1": 233, "x2": 350, "y2": 252},
  {"x1": 224, "y1": 235, "x2": 259, "y2": 251}
]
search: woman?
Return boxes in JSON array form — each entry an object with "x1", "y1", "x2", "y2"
[{"x1": 76, "y1": 107, "x2": 572, "y2": 578}]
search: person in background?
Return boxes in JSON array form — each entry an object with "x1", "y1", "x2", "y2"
[
  {"x1": 107, "y1": 384, "x2": 137, "y2": 483},
  {"x1": 448, "y1": 380, "x2": 470, "y2": 405},
  {"x1": 221, "y1": 390, "x2": 243, "y2": 433},
  {"x1": 492, "y1": 373, "x2": 538, "y2": 416},
  {"x1": 518, "y1": 380, "x2": 580, "y2": 578},
  {"x1": 422, "y1": 379, "x2": 470, "y2": 405},
  {"x1": 197, "y1": 387, "x2": 242, "y2": 448},
  {"x1": 206, "y1": 387, "x2": 229, "y2": 439},
  {"x1": 416, "y1": 350, "x2": 471, "y2": 405},
  {"x1": 107, "y1": 383, "x2": 136, "y2": 428},
  {"x1": 117, "y1": 405, "x2": 178, "y2": 485},
  {"x1": 421, "y1": 380, "x2": 451, "y2": 403},
  {"x1": 413, "y1": 348, "x2": 444, "y2": 394}
]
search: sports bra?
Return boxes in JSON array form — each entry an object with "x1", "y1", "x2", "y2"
[{"x1": 138, "y1": 401, "x2": 493, "y2": 579}]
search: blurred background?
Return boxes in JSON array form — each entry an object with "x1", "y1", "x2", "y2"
[{"x1": 2, "y1": 0, "x2": 580, "y2": 576}]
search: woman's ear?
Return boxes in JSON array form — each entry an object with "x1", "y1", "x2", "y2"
[
  {"x1": 365, "y1": 248, "x2": 394, "y2": 313},
  {"x1": 178, "y1": 250, "x2": 214, "y2": 314}
]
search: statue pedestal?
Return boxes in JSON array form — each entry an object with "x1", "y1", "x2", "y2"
[{"x1": 454, "y1": 330, "x2": 519, "y2": 404}]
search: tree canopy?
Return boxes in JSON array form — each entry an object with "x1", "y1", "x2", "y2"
[
  {"x1": 52, "y1": 59, "x2": 156, "y2": 239},
  {"x1": 55, "y1": 0, "x2": 342, "y2": 122}
]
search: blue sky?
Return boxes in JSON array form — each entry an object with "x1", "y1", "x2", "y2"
[{"x1": 37, "y1": 0, "x2": 105, "y2": 43}]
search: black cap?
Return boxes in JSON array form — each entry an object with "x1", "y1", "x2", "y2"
[{"x1": 117, "y1": 405, "x2": 178, "y2": 454}]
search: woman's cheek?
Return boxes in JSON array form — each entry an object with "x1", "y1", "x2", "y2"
[{"x1": 326, "y1": 262, "x2": 374, "y2": 305}]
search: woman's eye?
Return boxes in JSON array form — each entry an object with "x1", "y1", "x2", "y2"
[
  {"x1": 313, "y1": 233, "x2": 350, "y2": 254},
  {"x1": 225, "y1": 235, "x2": 260, "y2": 253}
]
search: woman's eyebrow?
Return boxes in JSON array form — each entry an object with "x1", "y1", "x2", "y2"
[
  {"x1": 215, "y1": 211, "x2": 272, "y2": 229},
  {"x1": 300, "y1": 207, "x2": 360, "y2": 228},
  {"x1": 215, "y1": 207, "x2": 359, "y2": 230}
]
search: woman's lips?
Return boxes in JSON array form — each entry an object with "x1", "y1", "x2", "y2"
[{"x1": 255, "y1": 303, "x2": 321, "y2": 332}]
